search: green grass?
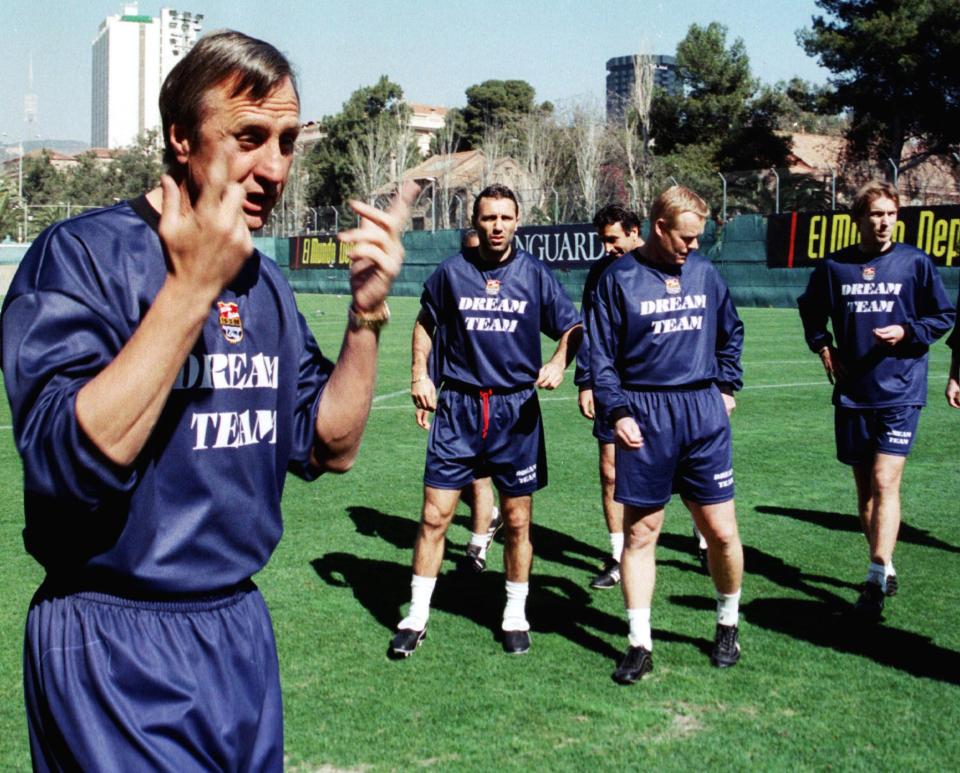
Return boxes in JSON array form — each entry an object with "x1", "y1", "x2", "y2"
[{"x1": 1, "y1": 296, "x2": 958, "y2": 771}]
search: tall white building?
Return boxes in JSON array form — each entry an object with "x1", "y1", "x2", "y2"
[{"x1": 91, "y1": 4, "x2": 203, "y2": 149}]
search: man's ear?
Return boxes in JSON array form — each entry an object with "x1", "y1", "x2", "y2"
[{"x1": 169, "y1": 123, "x2": 191, "y2": 165}]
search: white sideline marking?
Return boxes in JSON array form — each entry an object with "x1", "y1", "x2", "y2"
[
  {"x1": 0, "y1": 380, "x2": 832, "y2": 427},
  {"x1": 372, "y1": 389, "x2": 409, "y2": 403},
  {"x1": 370, "y1": 379, "x2": 831, "y2": 410},
  {"x1": 743, "y1": 359, "x2": 814, "y2": 366},
  {"x1": 742, "y1": 380, "x2": 828, "y2": 390}
]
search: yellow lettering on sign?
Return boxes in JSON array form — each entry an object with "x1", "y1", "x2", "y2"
[
  {"x1": 808, "y1": 215, "x2": 826, "y2": 259},
  {"x1": 932, "y1": 218, "x2": 948, "y2": 258},
  {"x1": 917, "y1": 210, "x2": 935, "y2": 254},
  {"x1": 947, "y1": 219, "x2": 960, "y2": 267},
  {"x1": 337, "y1": 241, "x2": 356, "y2": 267},
  {"x1": 829, "y1": 213, "x2": 854, "y2": 253},
  {"x1": 300, "y1": 238, "x2": 337, "y2": 266}
]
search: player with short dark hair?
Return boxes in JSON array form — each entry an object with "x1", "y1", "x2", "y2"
[
  {"x1": 576, "y1": 204, "x2": 642, "y2": 588},
  {"x1": 2, "y1": 30, "x2": 414, "y2": 770},
  {"x1": 414, "y1": 229, "x2": 503, "y2": 571},
  {"x1": 798, "y1": 180, "x2": 954, "y2": 621},
  {"x1": 391, "y1": 184, "x2": 582, "y2": 658},
  {"x1": 589, "y1": 186, "x2": 745, "y2": 684}
]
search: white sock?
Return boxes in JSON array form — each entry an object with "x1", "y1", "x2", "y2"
[
  {"x1": 470, "y1": 531, "x2": 488, "y2": 559},
  {"x1": 694, "y1": 523, "x2": 708, "y2": 549},
  {"x1": 502, "y1": 580, "x2": 530, "y2": 631},
  {"x1": 398, "y1": 574, "x2": 435, "y2": 631},
  {"x1": 627, "y1": 608, "x2": 652, "y2": 650},
  {"x1": 716, "y1": 589, "x2": 741, "y2": 627},
  {"x1": 869, "y1": 561, "x2": 896, "y2": 592},
  {"x1": 866, "y1": 561, "x2": 885, "y2": 587},
  {"x1": 610, "y1": 532, "x2": 624, "y2": 563}
]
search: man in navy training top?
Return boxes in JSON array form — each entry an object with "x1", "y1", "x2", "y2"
[
  {"x1": 798, "y1": 180, "x2": 954, "y2": 621},
  {"x1": 392, "y1": 183, "x2": 582, "y2": 657},
  {"x1": 578, "y1": 205, "x2": 711, "y2": 591},
  {"x1": 576, "y1": 204, "x2": 642, "y2": 589},
  {"x1": 589, "y1": 186, "x2": 745, "y2": 684},
  {"x1": 1, "y1": 31, "x2": 414, "y2": 771},
  {"x1": 414, "y1": 228, "x2": 503, "y2": 572},
  {"x1": 946, "y1": 284, "x2": 960, "y2": 409}
]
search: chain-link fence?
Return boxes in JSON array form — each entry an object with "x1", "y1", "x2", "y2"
[
  {"x1": 266, "y1": 159, "x2": 957, "y2": 238},
  {"x1": 10, "y1": 157, "x2": 958, "y2": 242}
]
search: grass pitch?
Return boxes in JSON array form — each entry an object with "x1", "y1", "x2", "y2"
[{"x1": 1, "y1": 296, "x2": 958, "y2": 771}]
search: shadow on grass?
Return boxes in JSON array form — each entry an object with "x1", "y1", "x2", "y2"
[
  {"x1": 345, "y1": 505, "x2": 608, "y2": 575},
  {"x1": 667, "y1": 541, "x2": 959, "y2": 685},
  {"x1": 743, "y1": 597, "x2": 960, "y2": 686},
  {"x1": 309, "y1": 552, "x2": 628, "y2": 659},
  {"x1": 331, "y1": 505, "x2": 732, "y2": 661},
  {"x1": 755, "y1": 505, "x2": 960, "y2": 553}
]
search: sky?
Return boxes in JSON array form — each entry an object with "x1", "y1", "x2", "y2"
[{"x1": 0, "y1": 0, "x2": 833, "y2": 147}]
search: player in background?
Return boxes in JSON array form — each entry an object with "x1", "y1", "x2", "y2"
[
  {"x1": 577, "y1": 205, "x2": 708, "y2": 590},
  {"x1": 392, "y1": 184, "x2": 582, "y2": 658},
  {"x1": 946, "y1": 285, "x2": 960, "y2": 409},
  {"x1": 414, "y1": 230, "x2": 503, "y2": 571},
  {"x1": 798, "y1": 181, "x2": 954, "y2": 621},
  {"x1": 590, "y1": 186, "x2": 745, "y2": 684},
  {"x1": 1, "y1": 31, "x2": 414, "y2": 770},
  {"x1": 576, "y1": 205, "x2": 639, "y2": 589}
]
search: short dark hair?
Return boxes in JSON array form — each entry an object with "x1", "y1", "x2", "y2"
[
  {"x1": 159, "y1": 30, "x2": 299, "y2": 168},
  {"x1": 461, "y1": 228, "x2": 479, "y2": 248},
  {"x1": 593, "y1": 204, "x2": 641, "y2": 234},
  {"x1": 472, "y1": 184, "x2": 519, "y2": 223},
  {"x1": 851, "y1": 180, "x2": 900, "y2": 221}
]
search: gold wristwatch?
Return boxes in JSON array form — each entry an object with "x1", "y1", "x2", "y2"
[{"x1": 348, "y1": 301, "x2": 391, "y2": 332}]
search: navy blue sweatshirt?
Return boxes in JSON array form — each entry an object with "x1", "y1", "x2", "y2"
[{"x1": 798, "y1": 242, "x2": 955, "y2": 408}]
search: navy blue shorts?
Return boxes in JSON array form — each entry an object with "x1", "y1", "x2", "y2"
[
  {"x1": 835, "y1": 405, "x2": 922, "y2": 465},
  {"x1": 614, "y1": 386, "x2": 734, "y2": 508},
  {"x1": 425, "y1": 384, "x2": 546, "y2": 495},
  {"x1": 24, "y1": 580, "x2": 283, "y2": 772}
]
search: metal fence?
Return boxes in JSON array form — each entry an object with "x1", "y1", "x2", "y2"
[
  {"x1": 260, "y1": 159, "x2": 959, "y2": 238},
  {"x1": 8, "y1": 158, "x2": 958, "y2": 242}
]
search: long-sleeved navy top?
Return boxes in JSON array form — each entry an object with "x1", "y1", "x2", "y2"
[
  {"x1": 574, "y1": 252, "x2": 621, "y2": 388},
  {"x1": 797, "y1": 242, "x2": 955, "y2": 408},
  {"x1": 589, "y1": 250, "x2": 743, "y2": 423},
  {"x1": 1, "y1": 197, "x2": 333, "y2": 594}
]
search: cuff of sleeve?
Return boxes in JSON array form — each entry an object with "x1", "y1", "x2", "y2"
[
  {"x1": 717, "y1": 383, "x2": 735, "y2": 396},
  {"x1": 609, "y1": 406, "x2": 631, "y2": 423},
  {"x1": 904, "y1": 322, "x2": 919, "y2": 344}
]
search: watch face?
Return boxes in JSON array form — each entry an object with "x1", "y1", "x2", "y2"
[{"x1": 350, "y1": 302, "x2": 390, "y2": 330}]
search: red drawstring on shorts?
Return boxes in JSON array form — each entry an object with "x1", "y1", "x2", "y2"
[{"x1": 479, "y1": 388, "x2": 493, "y2": 439}]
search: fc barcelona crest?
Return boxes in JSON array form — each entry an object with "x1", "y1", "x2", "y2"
[
  {"x1": 217, "y1": 301, "x2": 243, "y2": 344},
  {"x1": 862, "y1": 266, "x2": 876, "y2": 281},
  {"x1": 665, "y1": 277, "x2": 681, "y2": 295},
  {"x1": 486, "y1": 279, "x2": 501, "y2": 296}
]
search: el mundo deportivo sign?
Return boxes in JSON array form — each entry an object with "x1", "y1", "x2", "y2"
[{"x1": 767, "y1": 205, "x2": 960, "y2": 268}]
